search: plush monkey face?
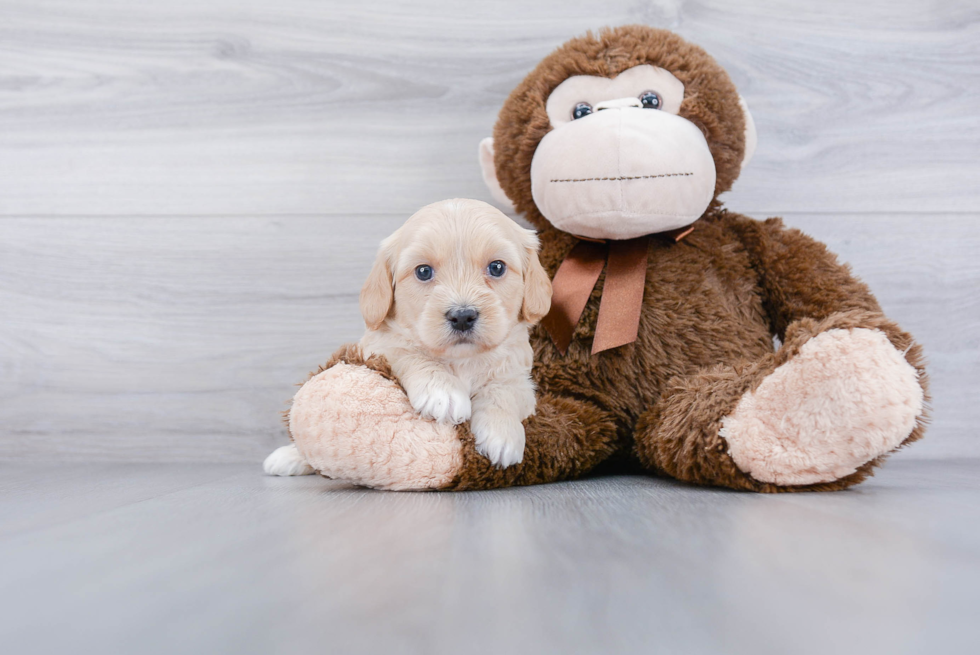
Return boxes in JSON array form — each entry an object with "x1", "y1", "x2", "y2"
[
  {"x1": 480, "y1": 26, "x2": 757, "y2": 240},
  {"x1": 531, "y1": 64, "x2": 718, "y2": 239}
]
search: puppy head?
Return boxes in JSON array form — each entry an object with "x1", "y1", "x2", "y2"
[{"x1": 360, "y1": 199, "x2": 552, "y2": 357}]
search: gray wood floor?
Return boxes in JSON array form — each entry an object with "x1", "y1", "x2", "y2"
[{"x1": 1, "y1": 460, "x2": 978, "y2": 655}]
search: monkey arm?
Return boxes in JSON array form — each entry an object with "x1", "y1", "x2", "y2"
[
  {"x1": 734, "y1": 212, "x2": 929, "y2": 415},
  {"x1": 286, "y1": 344, "x2": 621, "y2": 491},
  {"x1": 730, "y1": 214, "x2": 918, "y2": 353},
  {"x1": 731, "y1": 212, "x2": 928, "y2": 415},
  {"x1": 632, "y1": 214, "x2": 929, "y2": 492},
  {"x1": 447, "y1": 392, "x2": 620, "y2": 490}
]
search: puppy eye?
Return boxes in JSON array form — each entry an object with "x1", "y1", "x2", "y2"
[
  {"x1": 639, "y1": 91, "x2": 662, "y2": 110},
  {"x1": 487, "y1": 260, "x2": 506, "y2": 278},
  {"x1": 415, "y1": 265, "x2": 433, "y2": 281},
  {"x1": 572, "y1": 102, "x2": 593, "y2": 120}
]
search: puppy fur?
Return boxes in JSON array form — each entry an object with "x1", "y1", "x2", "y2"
[{"x1": 358, "y1": 199, "x2": 552, "y2": 467}]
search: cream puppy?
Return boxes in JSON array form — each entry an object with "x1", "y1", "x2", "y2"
[
  {"x1": 358, "y1": 199, "x2": 552, "y2": 467},
  {"x1": 264, "y1": 199, "x2": 551, "y2": 476}
]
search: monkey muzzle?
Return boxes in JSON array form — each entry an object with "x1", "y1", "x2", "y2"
[{"x1": 530, "y1": 106, "x2": 717, "y2": 241}]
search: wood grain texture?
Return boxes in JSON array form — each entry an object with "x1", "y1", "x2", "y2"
[
  {"x1": 0, "y1": 0, "x2": 977, "y2": 215},
  {"x1": 1, "y1": 213, "x2": 976, "y2": 461},
  {"x1": 0, "y1": 1, "x2": 977, "y2": 463},
  {"x1": 1, "y1": 461, "x2": 978, "y2": 654}
]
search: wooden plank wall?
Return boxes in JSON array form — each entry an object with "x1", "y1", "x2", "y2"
[{"x1": 1, "y1": 0, "x2": 977, "y2": 461}]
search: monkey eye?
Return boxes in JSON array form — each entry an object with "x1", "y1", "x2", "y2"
[
  {"x1": 415, "y1": 265, "x2": 433, "y2": 281},
  {"x1": 639, "y1": 91, "x2": 662, "y2": 109},
  {"x1": 572, "y1": 102, "x2": 593, "y2": 120},
  {"x1": 487, "y1": 260, "x2": 507, "y2": 278}
]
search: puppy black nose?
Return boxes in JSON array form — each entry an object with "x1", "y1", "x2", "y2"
[{"x1": 446, "y1": 307, "x2": 479, "y2": 332}]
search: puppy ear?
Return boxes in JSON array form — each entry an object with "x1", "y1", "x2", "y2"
[
  {"x1": 519, "y1": 230, "x2": 552, "y2": 324},
  {"x1": 360, "y1": 238, "x2": 396, "y2": 330}
]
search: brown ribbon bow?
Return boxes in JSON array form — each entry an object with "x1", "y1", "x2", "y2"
[{"x1": 541, "y1": 226, "x2": 694, "y2": 355}]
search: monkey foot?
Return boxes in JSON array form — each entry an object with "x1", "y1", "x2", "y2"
[
  {"x1": 720, "y1": 328, "x2": 924, "y2": 486},
  {"x1": 288, "y1": 363, "x2": 463, "y2": 491}
]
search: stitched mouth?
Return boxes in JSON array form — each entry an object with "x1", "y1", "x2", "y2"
[{"x1": 550, "y1": 172, "x2": 694, "y2": 183}]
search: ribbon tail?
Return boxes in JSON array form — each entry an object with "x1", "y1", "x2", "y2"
[
  {"x1": 540, "y1": 240, "x2": 607, "y2": 354},
  {"x1": 592, "y1": 236, "x2": 649, "y2": 354}
]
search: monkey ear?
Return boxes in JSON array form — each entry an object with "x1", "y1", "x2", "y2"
[
  {"x1": 738, "y1": 96, "x2": 758, "y2": 171},
  {"x1": 518, "y1": 229, "x2": 552, "y2": 324},
  {"x1": 478, "y1": 137, "x2": 517, "y2": 214},
  {"x1": 359, "y1": 238, "x2": 396, "y2": 330}
]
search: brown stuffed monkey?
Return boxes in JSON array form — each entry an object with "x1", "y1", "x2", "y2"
[{"x1": 278, "y1": 25, "x2": 928, "y2": 492}]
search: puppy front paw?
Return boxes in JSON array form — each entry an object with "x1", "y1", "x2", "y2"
[
  {"x1": 471, "y1": 412, "x2": 525, "y2": 468},
  {"x1": 410, "y1": 384, "x2": 472, "y2": 425}
]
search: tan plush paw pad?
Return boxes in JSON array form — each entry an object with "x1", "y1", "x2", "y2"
[
  {"x1": 289, "y1": 363, "x2": 463, "y2": 491},
  {"x1": 720, "y1": 328, "x2": 923, "y2": 486}
]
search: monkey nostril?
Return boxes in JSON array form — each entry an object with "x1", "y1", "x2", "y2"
[{"x1": 446, "y1": 307, "x2": 479, "y2": 332}]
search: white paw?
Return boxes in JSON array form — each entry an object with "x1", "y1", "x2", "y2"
[
  {"x1": 263, "y1": 444, "x2": 316, "y2": 476},
  {"x1": 471, "y1": 412, "x2": 525, "y2": 468},
  {"x1": 410, "y1": 384, "x2": 472, "y2": 425}
]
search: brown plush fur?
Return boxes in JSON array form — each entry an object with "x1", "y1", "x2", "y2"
[
  {"x1": 289, "y1": 345, "x2": 621, "y2": 489},
  {"x1": 448, "y1": 25, "x2": 928, "y2": 492},
  {"x1": 439, "y1": 210, "x2": 929, "y2": 492},
  {"x1": 294, "y1": 26, "x2": 928, "y2": 492}
]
